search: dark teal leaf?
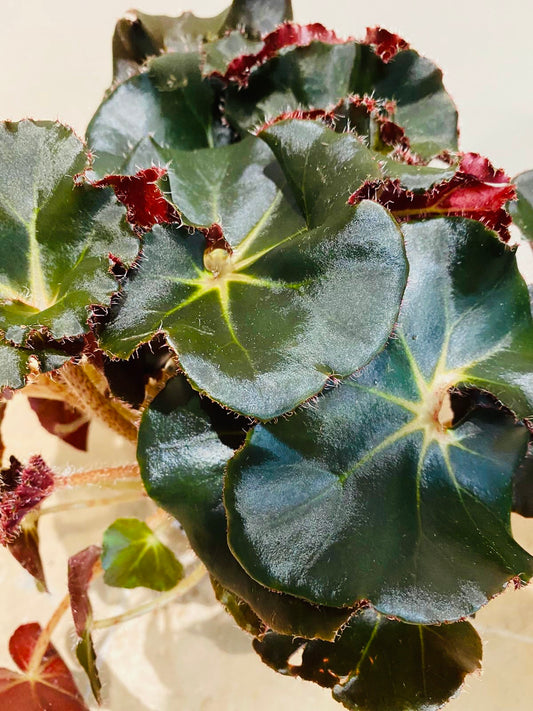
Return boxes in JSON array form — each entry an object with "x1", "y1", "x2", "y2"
[
  {"x1": 224, "y1": 42, "x2": 457, "y2": 159},
  {"x1": 112, "y1": 8, "x2": 230, "y2": 82},
  {"x1": 86, "y1": 53, "x2": 227, "y2": 178},
  {"x1": 138, "y1": 375, "x2": 353, "y2": 640},
  {"x1": 510, "y1": 170, "x2": 533, "y2": 242},
  {"x1": 254, "y1": 609, "x2": 482, "y2": 711},
  {"x1": 100, "y1": 122, "x2": 407, "y2": 419},
  {"x1": 225, "y1": 217, "x2": 533, "y2": 623},
  {"x1": 0, "y1": 120, "x2": 138, "y2": 345},
  {"x1": 101, "y1": 517, "x2": 183, "y2": 591},
  {"x1": 203, "y1": 31, "x2": 263, "y2": 76},
  {"x1": 223, "y1": 0, "x2": 293, "y2": 37}
]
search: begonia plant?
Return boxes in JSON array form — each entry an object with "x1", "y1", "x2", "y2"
[{"x1": 0, "y1": 1, "x2": 532, "y2": 709}]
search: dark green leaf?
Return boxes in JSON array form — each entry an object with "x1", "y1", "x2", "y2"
[
  {"x1": 112, "y1": 8, "x2": 230, "y2": 82},
  {"x1": 0, "y1": 338, "x2": 73, "y2": 391},
  {"x1": 510, "y1": 170, "x2": 533, "y2": 242},
  {"x1": 513, "y1": 447, "x2": 533, "y2": 518},
  {"x1": 138, "y1": 376, "x2": 353, "y2": 640},
  {"x1": 101, "y1": 122, "x2": 407, "y2": 419},
  {"x1": 101, "y1": 517, "x2": 184, "y2": 591},
  {"x1": 211, "y1": 578, "x2": 264, "y2": 636},
  {"x1": 86, "y1": 53, "x2": 227, "y2": 178},
  {"x1": 254, "y1": 609, "x2": 482, "y2": 711},
  {"x1": 224, "y1": 42, "x2": 457, "y2": 159},
  {"x1": 0, "y1": 120, "x2": 137, "y2": 344},
  {"x1": 225, "y1": 217, "x2": 533, "y2": 623},
  {"x1": 223, "y1": 0, "x2": 293, "y2": 37},
  {"x1": 75, "y1": 631, "x2": 101, "y2": 706}
]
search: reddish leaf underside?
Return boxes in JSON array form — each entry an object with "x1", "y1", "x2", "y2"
[
  {"x1": 349, "y1": 152, "x2": 516, "y2": 240},
  {"x1": 68, "y1": 545, "x2": 102, "y2": 636},
  {"x1": 0, "y1": 623, "x2": 88, "y2": 711},
  {"x1": 217, "y1": 22, "x2": 347, "y2": 85},
  {"x1": 0, "y1": 456, "x2": 54, "y2": 545},
  {"x1": 28, "y1": 397, "x2": 89, "y2": 451},
  {"x1": 93, "y1": 167, "x2": 181, "y2": 230},
  {"x1": 7, "y1": 516, "x2": 47, "y2": 590},
  {"x1": 363, "y1": 26, "x2": 409, "y2": 62}
]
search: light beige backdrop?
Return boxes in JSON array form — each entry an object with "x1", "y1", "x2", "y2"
[{"x1": 0, "y1": 2, "x2": 532, "y2": 710}]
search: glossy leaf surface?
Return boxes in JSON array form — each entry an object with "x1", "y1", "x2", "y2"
[
  {"x1": 226, "y1": 217, "x2": 533, "y2": 622},
  {"x1": 0, "y1": 623, "x2": 88, "y2": 710},
  {"x1": 87, "y1": 53, "x2": 225, "y2": 177},
  {"x1": 254, "y1": 609, "x2": 482, "y2": 711},
  {"x1": 0, "y1": 121, "x2": 137, "y2": 344},
  {"x1": 102, "y1": 122, "x2": 407, "y2": 419},
  {"x1": 138, "y1": 376, "x2": 353, "y2": 640},
  {"x1": 510, "y1": 170, "x2": 533, "y2": 241},
  {"x1": 101, "y1": 517, "x2": 184, "y2": 590},
  {"x1": 224, "y1": 41, "x2": 457, "y2": 159}
]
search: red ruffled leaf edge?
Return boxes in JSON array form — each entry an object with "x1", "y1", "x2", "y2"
[
  {"x1": 349, "y1": 152, "x2": 516, "y2": 241},
  {"x1": 93, "y1": 167, "x2": 181, "y2": 232},
  {"x1": 215, "y1": 22, "x2": 348, "y2": 86},
  {"x1": 363, "y1": 26, "x2": 409, "y2": 63}
]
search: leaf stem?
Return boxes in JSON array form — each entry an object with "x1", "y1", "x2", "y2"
[
  {"x1": 92, "y1": 563, "x2": 207, "y2": 630},
  {"x1": 55, "y1": 464, "x2": 142, "y2": 489},
  {"x1": 59, "y1": 362, "x2": 138, "y2": 442},
  {"x1": 27, "y1": 593, "x2": 71, "y2": 676},
  {"x1": 40, "y1": 490, "x2": 147, "y2": 516}
]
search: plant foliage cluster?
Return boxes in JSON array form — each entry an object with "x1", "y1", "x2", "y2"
[{"x1": 0, "y1": 1, "x2": 532, "y2": 709}]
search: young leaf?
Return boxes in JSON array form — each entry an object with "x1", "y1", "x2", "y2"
[
  {"x1": 138, "y1": 375, "x2": 353, "y2": 640},
  {"x1": 223, "y1": 0, "x2": 293, "y2": 37},
  {"x1": 225, "y1": 217, "x2": 533, "y2": 623},
  {"x1": 68, "y1": 545, "x2": 102, "y2": 703},
  {"x1": 101, "y1": 517, "x2": 184, "y2": 591},
  {"x1": 254, "y1": 609, "x2": 482, "y2": 711},
  {"x1": 86, "y1": 52, "x2": 226, "y2": 178},
  {"x1": 28, "y1": 398, "x2": 89, "y2": 451},
  {"x1": 100, "y1": 123, "x2": 407, "y2": 419},
  {"x1": 223, "y1": 36, "x2": 458, "y2": 159},
  {"x1": 0, "y1": 120, "x2": 138, "y2": 345},
  {"x1": 509, "y1": 169, "x2": 533, "y2": 241},
  {"x1": 0, "y1": 455, "x2": 54, "y2": 545},
  {"x1": 7, "y1": 512, "x2": 47, "y2": 590},
  {"x1": 0, "y1": 623, "x2": 88, "y2": 710}
]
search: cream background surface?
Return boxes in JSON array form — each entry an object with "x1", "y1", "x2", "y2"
[{"x1": 0, "y1": 1, "x2": 532, "y2": 709}]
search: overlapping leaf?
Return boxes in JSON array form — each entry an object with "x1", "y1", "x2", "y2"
[
  {"x1": 112, "y1": 7, "x2": 231, "y2": 82},
  {"x1": 221, "y1": 33, "x2": 458, "y2": 159},
  {"x1": 138, "y1": 375, "x2": 353, "y2": 640},
  {"x1": 86, "y1": 52, "x2": 229, "y2": 178},
  {"x1": 225, "y1": 217, "x2": 533, "y2": 623},
  {"x1": 254, "y1": 609, "x2": 482, "y2": 711},
  {"x1": 0, "y1": 121, "x2": 138, "y2": 348},
  {"x1": 101, "y1": 121, "x2": 407, "y2": 419},
  {"x1": 510, "y1": 169, "x2": 533, "y2": 241}
]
